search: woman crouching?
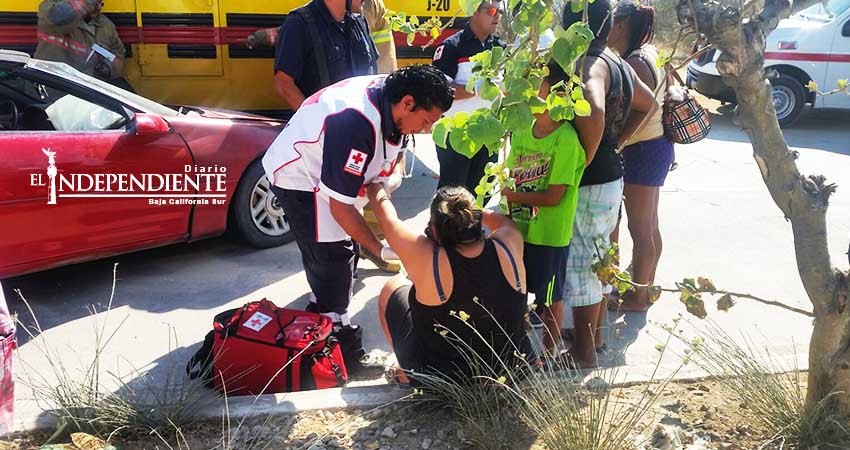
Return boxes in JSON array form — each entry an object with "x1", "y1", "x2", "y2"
[{"x1": 367, "y1": 184, "x2": 533, "y2": 384}]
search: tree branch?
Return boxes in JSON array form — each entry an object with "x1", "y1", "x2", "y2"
[
  {"x1": 661, "y1": 288, "x2": 814, "y2": 317},
  {"x1": 675, "y1": 0, "x2": 839, "y2": 316},
  {"x1": 790, "y1": 0, "x2": 824, "y2": 15}
]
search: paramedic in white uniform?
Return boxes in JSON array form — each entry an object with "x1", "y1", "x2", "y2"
[{"x1": 262, "y1": 65, "x2": 454, "y2": 368}]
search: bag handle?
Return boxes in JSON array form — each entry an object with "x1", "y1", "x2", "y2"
[{"x1": 665, "y1": 63, "x2": 685, "y2": 87}]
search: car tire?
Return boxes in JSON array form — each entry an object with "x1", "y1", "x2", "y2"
[
  {"x1": 228, "y1": 159, "x2": 294, "y2": 248},
  {"x1": 770, "y1": 74, "x2": 806, "y2": 127}
]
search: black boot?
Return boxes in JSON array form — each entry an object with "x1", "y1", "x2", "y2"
[{"x1": 333, "y1": 324, "x2": 366, "y2": 374}]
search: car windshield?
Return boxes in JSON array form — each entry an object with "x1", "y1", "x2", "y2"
[
  {"x1": 25, "y1": 59, "x2": 178, "y2": 116},
  {"x1": 797, "y1": 0, "x2": 850, "y2": 20}
]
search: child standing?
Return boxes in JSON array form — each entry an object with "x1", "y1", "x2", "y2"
[{"x1": 502, "y1": 63, "x2": 586, "y2": 355}]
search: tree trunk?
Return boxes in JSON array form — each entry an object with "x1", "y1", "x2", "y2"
[{"x1": 677, "y1": 0, "x2": 850, "y2": 412}]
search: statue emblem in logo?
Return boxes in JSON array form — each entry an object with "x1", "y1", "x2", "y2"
[{"x1": 43, "y1": 148, "x2": 57, "y2": 205}]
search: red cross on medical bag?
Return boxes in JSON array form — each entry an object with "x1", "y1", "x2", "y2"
[{"x1": 186, "y1": 299, "x2": 348, "y2": 395}]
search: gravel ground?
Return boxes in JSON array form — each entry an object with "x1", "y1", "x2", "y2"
[{"x1": 0, "y1": 375, "x2": 807, "y2": 450}]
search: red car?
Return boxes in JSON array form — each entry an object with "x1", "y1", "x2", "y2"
[{"x1": 0, "y1": 50, "x2": 291, "y2": 278}]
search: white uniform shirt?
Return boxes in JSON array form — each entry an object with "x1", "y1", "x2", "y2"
[{"x1": 262, "y1": 75, "x2": 403, "y2": 242}]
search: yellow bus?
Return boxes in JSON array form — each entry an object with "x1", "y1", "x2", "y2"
[{"x1": 0, "y1": 0, "x2": 466, "y2": 115}]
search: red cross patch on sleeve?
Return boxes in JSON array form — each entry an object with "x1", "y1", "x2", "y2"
[
  {"x1": 344, "y1": 149, "x2": 368, "y2": 176},
  {"x1": 433, "y1": 45, "x2": 444, "y2": 62}
]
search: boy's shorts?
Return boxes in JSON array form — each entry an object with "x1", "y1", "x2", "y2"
[
  {"x1": 524, "y1": 243, "x2": 570, "y2": 309},
  {"x1": 564, "y1": 179, "x2": 624, "y2": 307}
]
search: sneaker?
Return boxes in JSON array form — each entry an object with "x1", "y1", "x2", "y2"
[{"x1": 360, "y1": 248, "x2": 401, "y2": 273}]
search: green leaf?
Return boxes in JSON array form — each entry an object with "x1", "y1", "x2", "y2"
[
  {"x1": 571, "y1": 0, "x2": 589, "y2": 14},
  {"x1": 507, "y1": 77, "x2": 535, "y2": 100},
  {"x1": 570, "y1": 86, "x2": 584, "y2": 101},
  {"x1": 547, "y1": 91, "x2": 574, "y2": 122},
  {"x1": 680, "y1": 290, "x2": 707, "y2": 319},
  {"x1": 551, "y1": 26, "x2": 591, "y2": 76},
  {"x1": 453, "y1": 111, "x2": 470, "y2": 129},
  {"x1": 466, "y1": 77, "x2": 477, "y2": 95},
  {"x1": 459, "y1": 0, "x2": 482, "y2": 15},
  {"x1": 806, "y1": 80, "x2": 819, "y2": 92},
  {"x1": 565, "y1": 22, "x2": 594, "y2": 49},
  {"x1": 648, "y1": 285, "x2": 662, "y2": 303},
  {"x1": 432, "y1": 117, "x2": 452, "y2": 149},
  {"x1": 503, "y1": 103, "x2": 534, "y2": 132},
  {"x1": 490, "y1": 46, "x2": 504, "y2": 64},
  {"x1": 656, "y1": 50, "x2": 673, "y2": 69},
  {"x1": 574, "y1": 98, "x2": 591, "y2": 116},
  {"x1": 448, "y1": 126, "x2": 478, "y2": 158},
  {"x1": 479, "y1": 79, "x2": 502, "y2": 101},
  {"x1": 406, "y1": 33, "x2": 415, "y2": 45},
  {"x1": 468, "y1": 111, "x2": 506, "y2": 152},
  {"x1": 490, "y1": 96, "x2": 503, "y2": 115},
  {"x1": 529, "y1": 96, "x2": 547, "y2": 114}
]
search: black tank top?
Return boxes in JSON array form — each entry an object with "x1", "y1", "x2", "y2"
[
  {"x1": 579, "y1": 51, "x2": 634, "y2": 186},
  {"x1": 409, "y1": 239, "x2": 532, "y2": 377}
]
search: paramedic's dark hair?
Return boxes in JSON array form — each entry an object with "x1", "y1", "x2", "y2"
[
  {"x1": 561, "y1": 0, "x2": 613, "y2": 48},
  {"x1": 385, "y1": 64, "x2": 454, "y2": 112}
]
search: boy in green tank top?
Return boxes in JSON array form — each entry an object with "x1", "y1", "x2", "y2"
[{"x1": 502, "y1": 62, "x2": 586, "y2": 355}]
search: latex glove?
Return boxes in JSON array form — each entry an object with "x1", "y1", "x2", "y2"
[
  {"x1": 380, "y1": 246, "x2": 400, "y2": 261},
  {"x1": 375, "y1": 172, "x2": 403, "y2": 194}
]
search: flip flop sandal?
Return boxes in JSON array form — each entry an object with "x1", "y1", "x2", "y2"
[
  {"x1": 384, "y1": 366, "x2": 411, "y2": 388},
  {"x1": 596, "y1": 343, "x2": 608, "y2": 354},
  {"x1": 560, "y1": 328, "x2": 576, "y2": 341}
]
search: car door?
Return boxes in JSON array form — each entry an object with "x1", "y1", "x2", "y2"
[
  {"x1": 0, "y1": 67, "x2": 194, "y2": 277},
  {"x1": 823, "y1": 6, "x2": 850, "y2": 108}
]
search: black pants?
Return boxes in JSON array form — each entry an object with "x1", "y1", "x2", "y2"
[
  {"x1": 272, "y1": 186, "x2": 358, "y2": 317},
  {"x1": 436, "y1": 136, "x2": 497, "y2": 195}
]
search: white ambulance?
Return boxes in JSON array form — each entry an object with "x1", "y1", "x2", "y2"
[{"x1": 687, "y1": 0, "x2": 850, "y2": 126}]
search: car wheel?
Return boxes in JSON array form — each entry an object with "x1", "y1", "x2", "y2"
[
  {"x1": 228, "y1": 159, "x2": 293, "y2": 248},
  {"x1": 770, "y1": 74, "x2": 806, "y2": 127}
]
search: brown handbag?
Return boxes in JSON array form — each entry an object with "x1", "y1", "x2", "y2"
[{"x1": 662, "y1": 70, "x2": 711, "y2": 144}]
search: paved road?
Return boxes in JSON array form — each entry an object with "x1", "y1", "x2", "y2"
[{"x1": 3, "y1": 103, "x2": 849, "y2": 431}]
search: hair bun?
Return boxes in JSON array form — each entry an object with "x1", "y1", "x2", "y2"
[{"x1": 430, "y1": 186, "x2": 484, "y2": 247}]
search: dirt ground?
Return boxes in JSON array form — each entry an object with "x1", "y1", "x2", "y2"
[{"x1": 0, "y1": 375, "x2": 803, "y2": 450}]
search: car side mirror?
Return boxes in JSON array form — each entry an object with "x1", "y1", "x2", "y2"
[
  {"x1": 132, "y1": 113, "x2": 170, "y2": 136},
  {"x1": 843, "y1": 20, "x2": 850, "y2": 37}
]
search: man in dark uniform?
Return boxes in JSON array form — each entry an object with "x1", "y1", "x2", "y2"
[
  {"x1": 273, "y1": 0, "x2": 378, "y2": 110},
  {"x1": 431, "y1": 0, "x2": 504, "y2": 195}
]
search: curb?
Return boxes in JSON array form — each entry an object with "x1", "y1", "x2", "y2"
[
  {"x1": 10, "y1": 353, "x2": 808, "y2": 434},
  {"x1": 11, "y1": 383, "x2": 410, "y2": 434},
  {"x1": 197, "y1": 384, "x2": 411, "y2": 420}
]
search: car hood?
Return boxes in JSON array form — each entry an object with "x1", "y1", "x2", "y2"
[{"x1": 172, "y1": 106, "x2": 286, "y2": 122}]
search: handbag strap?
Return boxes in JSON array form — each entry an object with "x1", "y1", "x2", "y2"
[
  {"x1": 665, "y1": 63, "x2": 685, "y2": 87},
  {"x1": 616, "y1": 62, "x2": 670, "y2": 153}
]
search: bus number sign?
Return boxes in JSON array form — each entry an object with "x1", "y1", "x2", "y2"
[{"x1": 427, "y1": 0, "x2": 450, "y2": 12}]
